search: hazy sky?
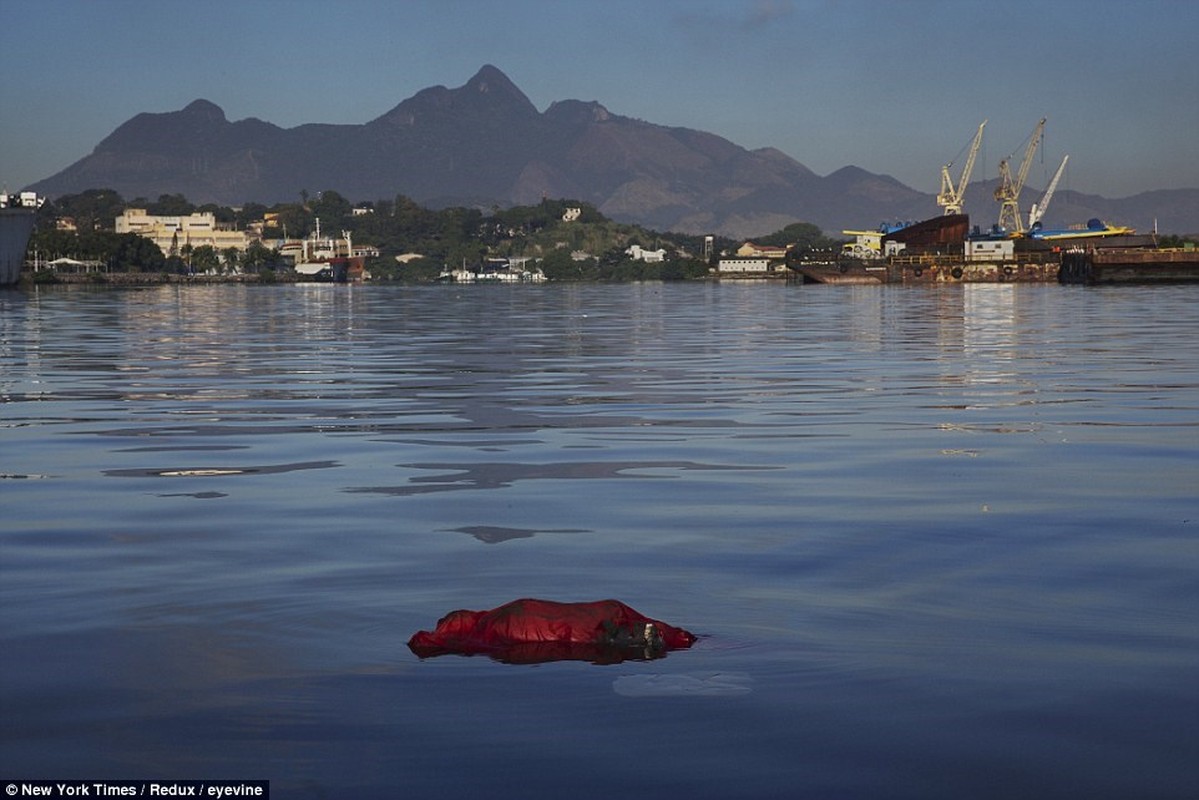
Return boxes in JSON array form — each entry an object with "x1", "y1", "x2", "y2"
[{"x1": 2, "y1": 0, "x2": 1196, "y2": 200}]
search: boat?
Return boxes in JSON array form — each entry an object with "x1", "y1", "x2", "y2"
[
  {"x1": 792, "y1": 214, "x2": 973, "y2": 284},
  {"x1": 1, "y1": 191, "x2": 44, "y2": 286},
  {"x1": 438, "y1": 257, "x2": 548, "y2": 283},
  {"x1": 281, "y1": 219, "x2": 367, "y2": 282},
  {"x1": 790, "y1": 250, "x2": 888, "y2": 284},
  {"x1": 1026, "y1": 217, "x2": 1138, "y2": 242}
]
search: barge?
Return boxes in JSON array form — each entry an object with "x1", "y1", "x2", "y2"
[
  {"x1": 794, "y1": 212, "x2": 1198, "y2": 286},
  {"x1": 1060, "y1": 247, "x2": 1199, "y2": 284},
  {"x1": 793, "y1": 213, "x2": 1065, "y2": 284}
]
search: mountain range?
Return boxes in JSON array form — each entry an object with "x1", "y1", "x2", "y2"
[{"x1": 29, "y1": 65, "x2": 1197, "y2": 238}]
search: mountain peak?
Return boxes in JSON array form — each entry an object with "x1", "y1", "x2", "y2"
[
  {"x1": 545, "y1": 99, "x2": 612, "y2": 125},
  {"x1": 373, "y1": 64, "x2": 537, "y2": 128},
  {"x1": 459, "y1": 64, "x2": 537, "y2": 116},
  {"x1": 466, "y1": 64, "x2": 515, "y2": 92},
  {"x1": 181, "y1": 99, "x2": 226, "y2": 123}
]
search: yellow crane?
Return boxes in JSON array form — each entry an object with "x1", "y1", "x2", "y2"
[
  {"x1": 994, "y1": 118, "x2": 1046, "y2": 233},
  {"x1": 936, "y1": 120, "x2": 986, "y2": 216}
]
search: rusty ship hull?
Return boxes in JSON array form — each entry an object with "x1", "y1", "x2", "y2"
[{"x1": 1060, "y1": 248, "x2": 1199, "y2": 284}]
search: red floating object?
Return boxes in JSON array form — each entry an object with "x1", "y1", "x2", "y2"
[{"x1": 408, "y1": 598, "x2": 697, "y2": 664}]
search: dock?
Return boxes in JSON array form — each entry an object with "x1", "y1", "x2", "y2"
[
  {"x1": 1059, "y1": 248, "x2": 1199, "y2": 284},
  {"x1": 795, "y1": 247, "x2": 1199, "y2": 286}
]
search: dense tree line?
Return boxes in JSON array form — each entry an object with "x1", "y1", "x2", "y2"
[
  {"x1": 30, "y1": 228, "x2": 167, "y2": 271},
  {"x1": 31, "y1": 188, "x2": 840, "y2": 281}
]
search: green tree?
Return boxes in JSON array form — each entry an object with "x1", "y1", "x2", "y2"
[
  {"x1": 149, "y1": 194, "x2": 195, "y2": 216},
  {"x1": 189, "y1": 245, "x2": 220, "y2": 274},
  {"x1": 112, "y1": 233, "x2": 165, "y2": 271},
  {"x1": 222, "y1": 247, "x2": 242, "y2": 274},
  {"x1": 538, "y1": 248, "x2": 585, "y2": 281},
  {"x1": 28, "y1": 228, "x2": 164, "y2": 271},
  {"x1": 199, "y1": 203, "x2": 236, "y2": 225},
  {"x1": 45, "y1": 188, "x2": 126, "y2": 231},
  {"x1": 241, "y1": 240, "x2": 276, "y2": 274},
  {"x1": 661, "y1": 256, "x2": 709, "y2": 281},
  {"x1": 390, "y1": 256, "x2": 442, "y2": 283},
  {"x1": 269, "y1": 203, "x2": 312, "y2": 239},
  {"x1": 235, "y1": 202, "x2": 269, "y2": 230},
  {"x1": 311, "y1": 190, "x2": 352, "y2": 228},
  {"x1": 759, "y1": 221, "x2": 835, "y2": 251}
]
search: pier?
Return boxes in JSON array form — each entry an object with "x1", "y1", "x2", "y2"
[{"x1": 1059, "y1": 247, "x2": 1199, "y2": 284}]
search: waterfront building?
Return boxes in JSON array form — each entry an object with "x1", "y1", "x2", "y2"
[{"x1": 115, "y1": 208, "x2": 251, "y2": 254}]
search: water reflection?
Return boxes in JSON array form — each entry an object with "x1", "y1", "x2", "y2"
[
  {"x1": 443, "y1": 526, "x2": 590, "y2": 544},
  {"x1": 3, "y1": 283, "x2": 1197, "y2": 799},
  {"x1": 104, "y1": 460, "x2": 339, "y2": 478},
  {"x1": 350, "y1": 459, "x2": 775, "y2": 496}
]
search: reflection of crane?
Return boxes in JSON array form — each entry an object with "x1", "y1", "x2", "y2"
[
  {"x1": 994, "y1": 117, "x2": 1046, "y2": 233},
  {"x1": 1028, "y1": 155, "x2": 1068, "y2": 229},
  {"x1": 936, "y1": 120, "x2": 986, "y2": 216}
]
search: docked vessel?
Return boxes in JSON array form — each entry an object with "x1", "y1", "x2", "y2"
[
  {"x1": 1, "y1": 191, "x2": 44, "y2": 286},
  {"x1": 791, "y1": 117, "x2": 1194, "y2": 286},
  {"x1": 279, "y1": 220, "x2": 367, "y2": 282},
  {"x1": 793, "y1": 214, "x2": 979, "y2": 284},
  {"x1": 1027, "y1": 217, "x2": 1138, "y2": 243},
  {"x1": 1059, "y1": 246, "x2": 1199, "y2": 284}
]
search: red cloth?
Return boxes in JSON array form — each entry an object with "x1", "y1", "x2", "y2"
[{"x1": 408, "y1": 598, "x2": 696, "y2": 663}]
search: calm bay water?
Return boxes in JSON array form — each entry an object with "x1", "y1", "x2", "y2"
[{"x1": 2, "y1": 282, "x2": 1196, "y2": 799}]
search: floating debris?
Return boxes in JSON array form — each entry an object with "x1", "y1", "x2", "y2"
[{"x1": 409, "y1": 598, "x2": 696, "y2": 664}]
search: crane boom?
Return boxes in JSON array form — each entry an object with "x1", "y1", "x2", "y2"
[
  {"x1": 936, "y1": 120, "x2": 986, "y2": 216},
  {"x1": 1028, "y1": 154, "x2": 1068, "y2": 228},
  {"x1": 994, "y1": 117, "x2": 1046, "y2": 233}
]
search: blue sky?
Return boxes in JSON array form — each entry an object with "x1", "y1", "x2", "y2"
[{"x1": 2, "y1": 0, "x2": 1196, "y2": 201}]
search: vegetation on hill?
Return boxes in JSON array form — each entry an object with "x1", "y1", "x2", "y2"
[{"x1": 31, "y1": 189, "x2": 843, "y2": 281}]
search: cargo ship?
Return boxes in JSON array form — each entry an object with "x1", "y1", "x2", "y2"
[{"x1": 1, "y1": 192, "x2": 44, "y2": 286}]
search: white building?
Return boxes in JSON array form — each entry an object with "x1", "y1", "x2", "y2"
[
  {"x1": 717, "y1": 258, "x2": 774, "y2": 274},
  {"x1": 625, "y1": 244, "x2": 666, "y2": 262},
  {"x1": 115, "y1": 209, "x2": 250, "y2": 254}
]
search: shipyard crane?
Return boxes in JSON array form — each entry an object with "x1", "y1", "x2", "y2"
[
  {"x1": 1028, "y1": 154, "x2": 1068, "y2": 229},
  {"x1": 936, "y1": 120, "x2": 986, "y2": 216},
  {"x1": 994, "y1": 117, "x2": 1046, "y2": 233}
]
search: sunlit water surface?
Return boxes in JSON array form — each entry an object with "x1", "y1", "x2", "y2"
[{"x1": 2, "y1": 283, "x2": 1196, "y2": 799}]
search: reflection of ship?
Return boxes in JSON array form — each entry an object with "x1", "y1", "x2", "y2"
[{"x1": 1, "y1": 192, "x2": 44, "y2": 286}]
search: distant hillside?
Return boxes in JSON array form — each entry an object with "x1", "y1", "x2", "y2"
[{"x1": 29, "y1": 65, "x2": 1198, "y2": 237}]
